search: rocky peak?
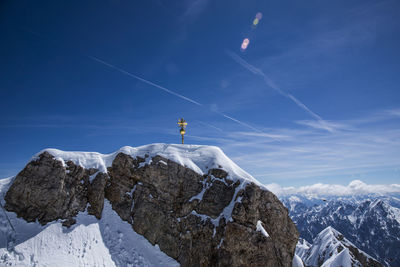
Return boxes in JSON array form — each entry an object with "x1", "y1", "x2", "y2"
[
  {"x1": 302, "y1": 226, "x2": 382, "y2": 267},
  {"x1": 4, "y1": 144, "x2": 299, "y2": 266}
]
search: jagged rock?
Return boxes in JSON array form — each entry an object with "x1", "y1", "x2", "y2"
[
  {"x1": 4, "y1": 152, "x2": 93, "y2": 224},
  {"x1": 4, "y1": 149, "x2": 299, "y2": 267},
  {"x1": 88, "y1": 172, "x2": 108, "y2": 219}
]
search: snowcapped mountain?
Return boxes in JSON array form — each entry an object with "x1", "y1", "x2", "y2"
[
  {"x1": 0, "y1": 143, "x2": 298, "y2": 266},
  {"x1": 278, "y1": 193, "x2": 400, "y2": 267},
  {"x1": 298, "y1": 226, "x2": 382, "y2": 267}
]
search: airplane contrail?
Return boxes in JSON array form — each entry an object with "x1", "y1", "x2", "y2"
[
  {"x1": 89, "y1": 56, "x2": 266, "y2": 133},
  {"x1": 226, "y1": 50, "x2": 332, "y2": 132},
  {"x1": 218, "y1": 112, "x2": 263, "y2": 133},
  {"x1": 194, "y1": 120, "x2": 223, "y2": 132},
  {"x1": 89, "y1": 56, "x2": 203, "y2": 106},
  {"x1": 19, "y1": 27, "x2": 268, "y2": 135}
]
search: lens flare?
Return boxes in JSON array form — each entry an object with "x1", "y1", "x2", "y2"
[
  {"x1": 253, "y1": 18, "x2": 259, "y2": 26},
  {"x1": 241, "y1": 38, "x2": 250, "y2": 50},
  {"x1": 256, "y1": 12, "x2": 263, "y2": 20}
]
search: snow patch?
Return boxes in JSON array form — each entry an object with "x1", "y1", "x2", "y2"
[
  {"x1": 89, "y1": 171, "x2": 100, "y2": 183},
  {"x1": 256, "y1": 220, "x2": 270, "y2": 238},
  {"x1": 158, "y1": 160, "x2": 167, "y2": 166},
  {"x1": 292, "y1": 254, "x2": 304, "y2": 267}
]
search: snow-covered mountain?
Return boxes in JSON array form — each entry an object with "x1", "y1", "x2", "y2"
[
  {"x1": 278, "y1": 192, "x2": 400, "y2": 267},
  {"x1": 297, "y1": 226, "x2": 382, "y2": 267},
  {"x1": 0, "y1": 143, "x2": 298, "y2": 266}
]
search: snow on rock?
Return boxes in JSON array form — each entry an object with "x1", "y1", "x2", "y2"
[
  {"x1": 35, "y1": 143, "x2": 264, "y2": 188},
  {"x1": 302, "y1": 226, "x2": 381, "y2": 267},
  {"x1": 295, "y1": 238, "x2": 311, "y2": 260},
  {"x1": 256, "y1": 220, "x2": 270, "y2": 238},
  {"x1": 292, "y1": 254, "x2": 304, "y2": 267},
  {"x1": 321, "y1": 248, "x2": 352, "y2": 267},
  {"x1": 0, "y1": 178, "x2": 179, "y2": 267}
]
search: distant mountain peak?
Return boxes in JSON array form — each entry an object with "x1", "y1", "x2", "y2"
[
  {"x1": 300, "y1": 226, "x2": 382, "y2": 267},
  {"x1": 282, "y1": 194, "x2": 400, "y2": 266}
]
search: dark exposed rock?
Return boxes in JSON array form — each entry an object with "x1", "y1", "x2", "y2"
[
  {"x1": 88, "y1": 172, "x2": 108, "y2": 219},
  {"x1": 4, "y1": 150, "x2": 299, "y2": 267},
  {"x1": 107, "y1": 153, "x2": 298, "y2": 267},
  {"x1": 4, "y1": 152, "x2": 92, "y2": 225}
]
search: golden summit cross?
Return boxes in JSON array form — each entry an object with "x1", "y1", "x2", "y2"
[{"x1": 177, "y1": 118, "x2": 187, "y2": 144}]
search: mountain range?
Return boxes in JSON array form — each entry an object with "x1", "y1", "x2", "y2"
[{"x1": 279, "y1": 193, "x2": 400, "y2": 266}]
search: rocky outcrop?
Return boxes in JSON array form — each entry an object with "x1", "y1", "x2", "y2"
[
  {"x1": 4, "y1": 152, "x2": 97, "y2": 225},
  {"x1": 4, "y1": 150, "x2": 299, "y2": 267}
]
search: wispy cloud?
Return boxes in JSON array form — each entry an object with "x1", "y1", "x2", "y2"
[
  {"x1": 181, "y1": 0, "x2": 209, "y2": 22},
  {"x1": 385, "y1": 108, "x2": 400, "y2": 117},
  {"x1": 296, "y1": 120, "x2": 350, "y2": 132},
  {"x1": 196, "y1": 108, "x2": 400, "y2": 183}
]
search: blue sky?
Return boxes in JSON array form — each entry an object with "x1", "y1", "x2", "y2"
[{"x1": 1, "y1": 0, "x2": 400, "y2": 186}]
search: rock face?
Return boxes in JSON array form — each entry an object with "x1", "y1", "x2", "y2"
[
  {"x1": 4, "y1": 152, "x2": 100, "y2": 225},
  {"x1": 5, "y1": 149, "x2": 298, "y2": 267}
]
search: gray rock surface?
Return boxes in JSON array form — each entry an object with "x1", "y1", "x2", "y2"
[{"x1": 4, "y1": 151, "x2": 299, "y2": 267}]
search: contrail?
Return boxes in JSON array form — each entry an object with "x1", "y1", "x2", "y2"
[
  {"x1": 89, "y1": 56, "x2": 265, "y2": 133},
  {"x1": 286, "y1": 94, "x2": 322, "y2": 121},
  {"x1": 19, "y1": 27, "x2": 268, "y2": 135},
  {"x1": 218, "y1": 112, "x2": 263, "y2": 133},
  {"x1": 195, "y1": 120, "x2": 223, "y2": 132},
  {"x1": 89, "y1": 56, "x2": 202, "y2": 106},
  {"x1": 226, "y1": 50, "x2": 332, "y2": 132}
]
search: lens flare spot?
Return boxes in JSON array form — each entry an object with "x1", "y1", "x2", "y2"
[
  {"x1": 241, "y1": 38, "x2": 250, "y2": 50},
  {"x1": 256, "y1": 12, "x2": 263, "y2": 20},
  {"x1": 253, "y1": 18, "x2": 259, "y2": 26}
]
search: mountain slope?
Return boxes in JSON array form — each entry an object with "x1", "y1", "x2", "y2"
[{"x1": 301, "y1": 226, "x2": 381, "y2": 267}]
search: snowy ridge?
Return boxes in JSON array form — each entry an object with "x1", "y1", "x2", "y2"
[
  {"x1": 36, "y1": 143, "x2": 264, "y2": 188},
  {"x1": 299, "y1": 226, "x2": 379, "y2": 267},
  {"x1": 32, "y1": 144, "x2": 266, "y2": 230}
]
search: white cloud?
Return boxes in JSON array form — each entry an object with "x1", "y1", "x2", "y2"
[{"x1": 265, "y1": 180, "x2": 400, "y2": 197}]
